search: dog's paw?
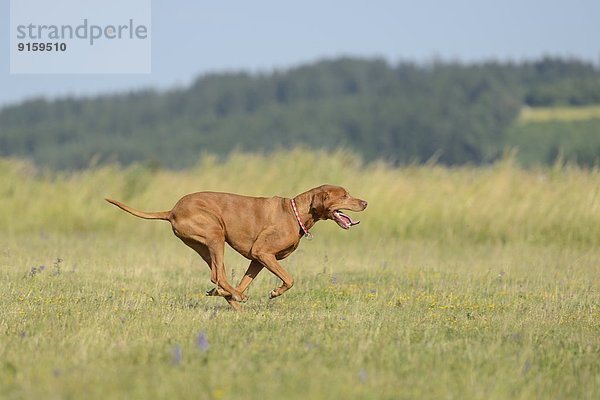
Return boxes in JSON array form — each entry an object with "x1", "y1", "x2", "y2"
[
  {"x1": 232, "y1": 292, "x2": 248, "y2": 303},
  {"x1": 268, "y1": 289, "x2": 278, "y2": 299},
  {"x1": 207, "y1": 287, "x2": 248, "y2": 302}
]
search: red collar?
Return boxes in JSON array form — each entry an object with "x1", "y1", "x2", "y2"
[{"x1": 291, "y1": 198, "x2": 312, "y2": 239}]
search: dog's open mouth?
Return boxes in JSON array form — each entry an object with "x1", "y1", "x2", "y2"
[{"x1": 332, "y1": 210, "x2": 360, "y2": 230}]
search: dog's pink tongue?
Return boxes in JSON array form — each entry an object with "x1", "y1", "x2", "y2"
[{"x1": 338, "y1": 211, "x2": 360, "y2": 226}]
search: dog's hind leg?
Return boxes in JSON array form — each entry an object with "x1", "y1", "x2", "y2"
[
  {"x1": 204, "y1": 235, "x2": 246, "y2": 303},
  {"x1": 180, "y1": 238, "x2": 243, "y2": 310},
  {"x1": 236, "y1": 260, "x2": 264, "y2": 295}
]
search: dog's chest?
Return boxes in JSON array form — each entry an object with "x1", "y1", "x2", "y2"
[{"x1": 275, "y1": 239, "x2": 301, "y2": 260}]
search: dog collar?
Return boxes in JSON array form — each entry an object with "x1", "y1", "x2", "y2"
[{"x1": 291, "y1": 198, "x2": 313, "y2": 240}]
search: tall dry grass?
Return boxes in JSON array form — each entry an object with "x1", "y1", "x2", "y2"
[
  {"x1": 518, "y1": 104, "x2": 600, "y2": 123},
  {"x1": 1, "y1": 149, "x2": 598, "y2": 246}
]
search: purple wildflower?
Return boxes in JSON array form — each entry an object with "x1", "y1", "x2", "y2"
[
  {"x1": 172, "y1": 345, "x2": 182, "y2": 365},
  {"x1": 197, "y1": 331, "x2": 209, "y2": 352},
  {"x1": 358, "y1": 369, "x2": 368, "y2": 383},
  {"x1": 358, "y1": 368, "x2": 369, "y2": 383}
]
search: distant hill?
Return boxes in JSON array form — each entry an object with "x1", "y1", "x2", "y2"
[
  {"x1": 506, "y1": 105, "x2": 600, "y2": 167},
  {"x1": 1, "y1": 56, "x2": 599, "y2": 169}
]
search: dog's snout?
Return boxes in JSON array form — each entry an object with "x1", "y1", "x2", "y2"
[{"x1": 361, "y1": 200, "x2": 368, "y2": 209}]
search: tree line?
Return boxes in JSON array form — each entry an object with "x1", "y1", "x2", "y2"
[{"x1": 1, "y1": 56, "x2": 599, "y2": 169}]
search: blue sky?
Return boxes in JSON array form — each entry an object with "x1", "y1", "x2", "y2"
[{"x1": 1, "y1": 0, "x2": 599, "y2": 106}]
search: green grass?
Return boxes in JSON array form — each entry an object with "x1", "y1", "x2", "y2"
[
  {"x1": 507, "y1": 118, "x2": 600, "y2": 167},
  {"x1": 508, "y1": 105, "x2": 600, "y2": 167},
  {"x1": 1, "y1": 150, "x2": 599, "y2": 399}
]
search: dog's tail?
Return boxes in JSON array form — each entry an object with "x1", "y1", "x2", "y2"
[{"x1": 105, "y1": 198, "x2": 171, "y2": 220}]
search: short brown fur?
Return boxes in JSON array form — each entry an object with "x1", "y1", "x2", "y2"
[{"x1": 106, "y1": 185, "x2": 367, "y2": 310}]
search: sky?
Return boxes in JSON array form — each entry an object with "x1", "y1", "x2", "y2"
[{"x1": 1, "y1": 0, "x2": 599, "y2": 107}]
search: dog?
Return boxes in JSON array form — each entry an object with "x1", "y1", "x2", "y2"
[{"x1": 106, "y1": 184, "x2": 367, "y2": 310}]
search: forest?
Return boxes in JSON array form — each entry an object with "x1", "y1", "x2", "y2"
[{"x1": 1, "y1": 56, "x2": 599, "y2": 169}]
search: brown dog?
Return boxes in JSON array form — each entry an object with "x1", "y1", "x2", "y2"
[{"x1": 106, "y1": 185, "x2": 367, "y2": 310}]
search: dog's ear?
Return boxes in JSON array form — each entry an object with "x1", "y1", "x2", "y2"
[{"x1": 310, "y1": 189, "x2": 329, "y2": 216}]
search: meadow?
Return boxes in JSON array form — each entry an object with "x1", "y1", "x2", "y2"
[
  {"x1": 1, "y1": 150, "x2": 599, "y2": 399},
  {"x1": 508, "y1": 105, "x2": 600, "y2": 167},
  {"x1": 518, "y1": 105, "x2": 600, "y2": 123}
]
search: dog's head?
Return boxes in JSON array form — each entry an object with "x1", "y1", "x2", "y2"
[{"x1": 310, "y1": 185, "x2": 367, "y2": 229}]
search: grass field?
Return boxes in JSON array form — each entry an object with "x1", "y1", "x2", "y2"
[
  {"x1": 509, "y1": 105, "x2": 600, "y2": 167},
  {"x1": 518, "y1": 105, "x2": 600, "y2": 123},
  {"x1": 1, "y1": 150, "x2": 599, "y2": 399}
]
